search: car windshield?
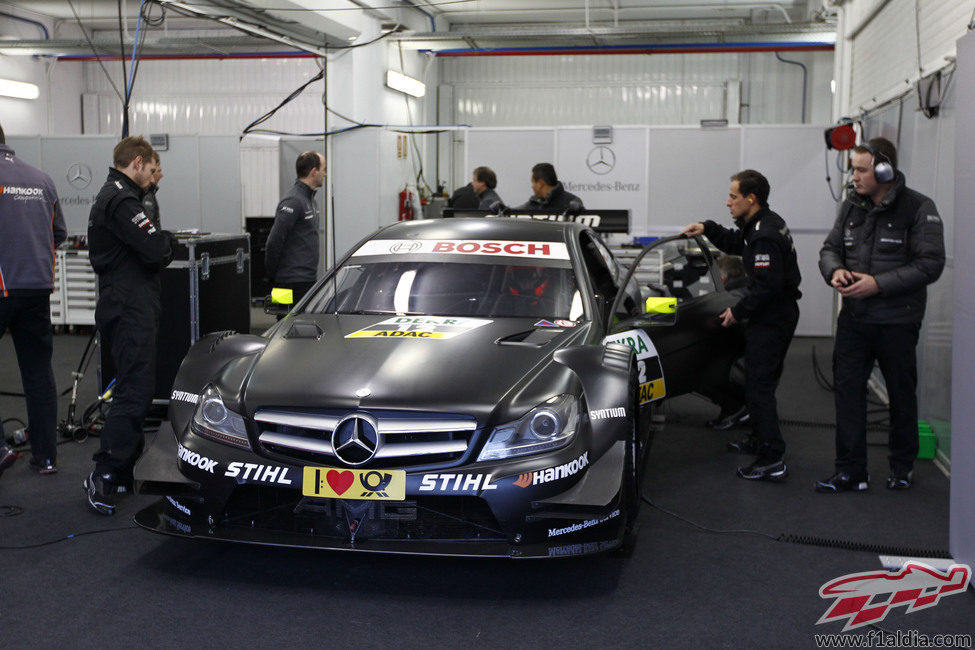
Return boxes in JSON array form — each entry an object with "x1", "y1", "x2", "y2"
[{"x1": 302, "y1": 260, "x2": 583, "y2": 320}]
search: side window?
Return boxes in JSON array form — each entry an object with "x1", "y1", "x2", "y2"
[
  {"x1": 634, "y1": 239, "x2": 717, "y2": 304},
  {"x1": 579, "y1": 232, "x2": 616, "y2": 299}
]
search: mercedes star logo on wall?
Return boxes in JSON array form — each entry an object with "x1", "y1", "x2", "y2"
[
  {"x1": 332, "y1": 413, "x2": 380, "y2": 466},
  {"x1": 66, "y1": 163, "x2": 92, "y2": 189},
  {"x1": 586, "y1": 146, "x2": 616, "y2": 175}
]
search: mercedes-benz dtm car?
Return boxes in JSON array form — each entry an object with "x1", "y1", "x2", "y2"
[{"x1": 134, "y1": 218, "x2": 742, "y2": 558}]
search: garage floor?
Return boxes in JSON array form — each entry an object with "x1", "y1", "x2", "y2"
[{"x1": 1, "y1": 326, "x2": 972, "y2": 647}]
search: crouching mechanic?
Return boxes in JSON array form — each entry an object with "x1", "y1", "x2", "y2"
[
  {"x1": 682, "y1": 169, "x2": 801, "y2": 481},
  {"x1": 85, "y1": 136, "x2": 177, "y2": 515}
]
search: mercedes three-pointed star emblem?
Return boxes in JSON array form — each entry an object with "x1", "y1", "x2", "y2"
[
  {"x1": 332, "y1": 413, "x2": 380, "y2": 466},
  {"x1": 586, "y1": 146, "x2": 616, "y2": 175},
  {"x1": 66, "y1": 163, "x2": 92, "y2": 189}
]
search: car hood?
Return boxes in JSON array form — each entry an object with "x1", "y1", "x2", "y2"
[{"x1": 240, "y1": 314, "x2": 584, "y2": 421}]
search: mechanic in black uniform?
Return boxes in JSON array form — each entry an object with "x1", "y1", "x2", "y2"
[
  {"x1": 141, "y1": 150, "x2": 163, "y2": 228},
  {"x1": 682, "y1": 169, "x2": 801, "y2": 481},
  {"x1": 472, "y1": 166, "x2": 503, "y2": 210},
  {"x1": 85, "y1": 136, "x2": 177, "y2": 515},
  {"x1": 447, "y1": 182, "x2": 479, "y2": 210},
  {"x1": 816, "y1": 138, "x2": 945, "y2": 493},
  {"x1": 519, "y1": 162, "x2": 584, "y2": 212},
  {"x1": 0, "y1": 122, "x2": 67, "y2": 476},
  {"x1": 265, "y1": 151, "x2": 325, "y2": 307}
]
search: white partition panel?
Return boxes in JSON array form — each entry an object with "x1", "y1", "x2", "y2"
[
  {"x1": 464, "y1": 129, "x2": 554, "y2": 207},
  {"x1": 555, "y1": 127, "x2": 649, "y2": 219},
  {"x1": 647, "y1": 126, "x2": 742, "y2": 231}
]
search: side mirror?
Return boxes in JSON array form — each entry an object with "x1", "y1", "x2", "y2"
[{"x1": 644, "y1": 296, "x2": 677, "y2": 315}]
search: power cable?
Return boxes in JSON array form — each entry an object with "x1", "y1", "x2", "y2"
[
  {"x1": 0, "y1": 525, "x2": 138, "y2": 549},
  {"x1": 66, "y1": 0, "x2": 123, "y2": 102},
  {"x1": 117, "y1": 0, "x2": 130, "y2": 136}
]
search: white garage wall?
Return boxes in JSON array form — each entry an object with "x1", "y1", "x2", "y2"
[
  {"x1": 440, "y1": 51, "x2": 835, "y2": 127},
  {"x1": 843, "y1": 0, "x2": 975, "y2": 112}
]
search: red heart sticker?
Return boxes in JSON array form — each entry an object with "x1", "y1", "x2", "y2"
[{"x1": 326, "y1": 469, "x2": 354, "y2": 495}]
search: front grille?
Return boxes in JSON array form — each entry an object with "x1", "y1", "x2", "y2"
[
  {"x1": 220, "y1": 485, "x2": 505, "y2": 542},
  {"x1": 253, "y1": 409, "x2": 478, "y2": 470}
]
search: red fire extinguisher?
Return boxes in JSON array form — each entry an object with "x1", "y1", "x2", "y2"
[{"x1": 398, "y1": 187, "x2": 414, "y2": 221}]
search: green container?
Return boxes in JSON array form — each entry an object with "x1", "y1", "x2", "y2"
[{"x1": 917, "y1": 421, "x2": 936, "y2": 459}]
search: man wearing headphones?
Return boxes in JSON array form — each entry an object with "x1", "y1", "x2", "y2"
[
  {"x1": 682, "y1": 170, "x2": 801, "y2": 482},
  {"x1": 816, "y1": 137, "x2": 945, "y2": 493}
]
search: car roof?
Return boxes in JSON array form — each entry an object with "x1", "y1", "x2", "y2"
[{"x1": 373, "y1": 217, "x2": 587, "y2": 243}]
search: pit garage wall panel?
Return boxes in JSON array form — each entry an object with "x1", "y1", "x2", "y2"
[
  {"x1": 847, "y1": 0, "x2": 975, "y2": 112},
  {"x1": 5, "y1": 135, "x2": 240, "y2": 235},
  {"x1": 950, "y1": 28, "x2": 975, "y2": 578},
  {"x1": 442, "y1": 51, "x2": 833, "y2": 128},
  {"x1": 466, "y1": 124, "x2": 836, "y2": 336}
]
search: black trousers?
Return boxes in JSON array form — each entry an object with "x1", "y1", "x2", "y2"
[
  {"x1": 94, "y1": 284, "x2": 160, "y2": 476},
  {"x1": 744, "y1": 300, "x2": 799, "y2": 458},
  {"x1": 832, "y1": 308, "x2": 920, "y2": 475},
  {"x1": 0, "y1": 294, "x2": 58, "y2": 461}
]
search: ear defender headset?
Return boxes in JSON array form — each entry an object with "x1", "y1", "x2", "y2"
[{"x1": 861, "y1": 142, "x2": 896, "y2": 183}]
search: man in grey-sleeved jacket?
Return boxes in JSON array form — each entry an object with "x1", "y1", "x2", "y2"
[
  {"x1": 0, "y1": 122, "x2": 67, "y2": 477},
  {"x1": 265, "y1": 151, "x2": 325, "y2": 308},
  {"x1": 815, "y1": 137, "x2": 945, "y2": 493}
]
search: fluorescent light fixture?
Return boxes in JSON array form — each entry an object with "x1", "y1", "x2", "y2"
[
  {"x1": 0, "y1": 78, "x2": 40, "y2": 100},
  {"x1": 386, "y1": 70, "x2": 425, "y2": 98}
]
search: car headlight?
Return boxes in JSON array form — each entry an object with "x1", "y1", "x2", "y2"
[
  {"x1": 478, "y1": 394, "x2": 579, "y2": 461},
  {"x1": 191, "y1": 385, "x2": 251, "y2": 450}
]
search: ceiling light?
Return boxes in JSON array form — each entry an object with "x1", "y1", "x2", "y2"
[
  {"x1": 385, "y1": 70, "x2": 425, "y2": 98},
  {"x1": 0, "y1": 78, "x2": 40, "y2": 100}
]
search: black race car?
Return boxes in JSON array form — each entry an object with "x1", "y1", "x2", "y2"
[{"x1": 134, "y1": 218, "x2": 742, "y2": 557}]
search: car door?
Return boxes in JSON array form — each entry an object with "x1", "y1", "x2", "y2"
[{"x1": 608, "y1": 235, "x2": 745, "y2": 401}]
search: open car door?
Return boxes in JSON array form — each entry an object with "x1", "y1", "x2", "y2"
[{"x1": 607, "y1": 235, "x2": 745, "y2": 402}]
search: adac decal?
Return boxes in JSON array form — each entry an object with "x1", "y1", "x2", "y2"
[
  {"x1": 171, "y1": 390, "x2": 199, "y2": 404},
  {"x1": 177, "y1": 443, "x2": 217, "y2": 473},
  {"x1": 514, "y1": 452, "x2": 589, "y2": 488},
  {"x1": 346, "y1": 316, "x2": 492, "y2": 340},
  {"x1": 418, "y1": 473, "x2": 498, "y2": 493},
  {"x1": 547, "y1": 508, "x2": 620, "y2": 538},
  {"x1": 602, "y1": 329, "x2": 666, "y2": 404},
  {"x1": 225, "y1": 461, "x2": 293, "y2": 485},
  {"x1": 351, "y1": 239, "x2": 570, "y2": 260},
  {"x1": 302, "y1": 467, "x2": 406, "y2": 500}
]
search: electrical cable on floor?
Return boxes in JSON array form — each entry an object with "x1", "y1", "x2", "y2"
[
  {"x1": 0, "y1": 525, "x2": 138, "y2": 550},
  {"x1": 643, "y1": 495, "x2": 951, "y2": 558}
]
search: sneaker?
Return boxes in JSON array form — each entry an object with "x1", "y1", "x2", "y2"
[
  {"x1": 707, "y1": 406, "x2": 750, "y2": 431},
  {"x1": 886, "y1": 470, "x2": 913, "y2": 490},
  {"x1": 737, "y1": 457, "x2": 788, "y2": 481},
  {"x1": 815, "y1": 471, "x2": 870, "y2": 493},
  {"x1": 727, "y1": 435, "x2": 760, "y2": 454},
  {"x1": 0, "y1": 444, "x2": 18, "y2": 479},
  {"x1": 84, "y1": 471, "x2": 118, "y2": 515},
  {"x1": 28, "y1": 457, "x2": 57, "y2": 474}
]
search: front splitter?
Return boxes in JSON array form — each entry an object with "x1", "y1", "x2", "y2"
[{"x1": 134, "y1": 499, "x2": 622, "y2": 559}]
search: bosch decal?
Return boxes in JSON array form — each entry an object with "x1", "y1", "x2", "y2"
[
  {"x1": 514, "y1": 452, "x2": 589, "y2": 488},
  {"x1": 352, "y1": 239, "x2": 570, "y2": 260},
  {"x1": 225, "y1": 461, "x2": 293, "y2": 485},
  {"x1": 418, "y1": 473, "x2": 498, "y2": 492}
]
